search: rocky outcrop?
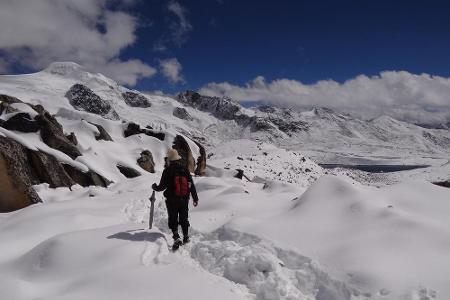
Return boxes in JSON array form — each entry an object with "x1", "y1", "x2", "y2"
[
  {"x1": 0, "y1": 94, "x2": 22, "y2": 115},
  {"x1": 172, "y1": 135, "x2": 195, "y2": 173},
  {"x1": 177, "y1": 91, "x2": 241, "y2": 120},
  {"x1": 122, "y1": 91, "x2": 151, "y2": 108},
  {"x1": 0, "y1": 136, "x2": 42, "y2": 212},
  {"x1": 194, "y1": 141, "x2": 206, "y2": 176},
  {"x1": 173, "y1": 107, "x2": 193, "y2": 121},
  {"x1": 35, "y1": 110, "x2": 82, "y2": 159},
  {"x1": 28, "y1": 151, "x2": 75, "y2": 188},
  {"x1": 123, "y1": 122, "x2": 165, "y2": 141},
  {"x1": 137, "y1": 150, "x2": 155, "y2": 173},
  {"x1": 88, "y1": 122, "x2": 113, "y2": 141},
  {"x1": 65, "y1": 84, "x2": 119, "y2": 120},
  {"x1": 2, "y1": 113, "x2": 40, "y2": 133},
  {"x1": 65, "y1": 132, "x2": 78, "y2": 145},
  {"x1": 62, "y1": 164, "x2": 111, "y2": 187},
  {"x1": 117, "y1": 165, "x2": 141, "y2": 178}
]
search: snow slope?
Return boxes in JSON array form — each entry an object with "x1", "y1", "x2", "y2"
[{"x1": 1, "y1": 63, "x2": 449, "y2": 299}]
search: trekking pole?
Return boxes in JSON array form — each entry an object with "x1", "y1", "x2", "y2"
[{"x1": 149, "y1": 191, "x2": 156, "y2": 229}]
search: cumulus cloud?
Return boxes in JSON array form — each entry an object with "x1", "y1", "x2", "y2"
[
  {"x1": 154, "y1": 1, "x2": 192, "y2": 51},
  {"x1": 159, "y1": 58, "x2": 184, "y2": 84},
  {"x1": 0, "y1": 0, "x2": 155, "y2": 86},
  {"x1": 199, "y1": 72, "x2": 450, "y2": 124}
]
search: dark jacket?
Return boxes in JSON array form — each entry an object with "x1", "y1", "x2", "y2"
[{"x1": 153, "y1": 161, "x2": 199, "y2": 202}]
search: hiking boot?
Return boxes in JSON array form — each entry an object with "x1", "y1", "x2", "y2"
[
  {"x1": 183, "y1": 236, "x2": 190, "y2": 244},
  {"x1": 172, "y1": 238, "x2": 183, "y2": 251}
]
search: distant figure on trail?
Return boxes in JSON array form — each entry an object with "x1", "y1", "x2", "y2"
[{"x1": 152, "y1": 149, "x2": 199, "y2": 249}]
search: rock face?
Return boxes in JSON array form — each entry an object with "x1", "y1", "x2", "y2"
[
  {"x1": 65, "y1": 132, "x2": 78, "y2": 145},
  {"x1": 62, "y1": 164, "x2": 111, "y2": 187},
  {"x1": 194, "y1": 141, "x2": 206, "y2": 176},
  {"x1": 0, "y1": 94, "x2": 22, "y2": 115},
  {"x1": 0, "y1": 136, "x2": 42, "y2": 212},
  {"x1": 122, "y1": 92, "x2": 151, "y2": 108},
  {"x1": 172, "y1": 135, "x2": 195, "y2": 173},
  {"x1": 173, "y1": 107, "x2": 193, "y2": 121},
  {"x1": 88, "y1": 122, "x2": 113, "y2": 141},
  {"x1": 137, "y1": 150, "x2": 155, "y2": 173},
  {"x1": 177, "y1": 91, "x2": 241, "y2": 120},
  {"x1": 2, "y1": 113, "x2": 40, "y2": 133},
  {"x1": 28, "y1": 151, "x2": 75, "y2": 188},
  {"x1": 65, "y1": 84, "x2": 119, "y2": 120},
  {"x1": 0, "y1": 134, "x2": 113, "y2": 212},
  {"x1": 123, "y1": 122, "x2": 165, "y2": 141},
  {"x1": 117, "y1": 165, "x2": 141, "y2": 178},
  {"x1": 35, "y1": 109, "x2": 82, "y2": 159}
]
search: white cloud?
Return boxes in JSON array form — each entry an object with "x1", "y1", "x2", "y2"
[
  {"x1": 0, "y1": 0, "x2": 155, "y2": 86},
  {"x1": 199, "y1": 72, "x2": 450, "y2": 124},
  {"x1": 160, "y1": 58, "x2": 184, "y2": 84}
]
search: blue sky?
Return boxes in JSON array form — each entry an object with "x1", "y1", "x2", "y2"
[
  {"x1": 119, "y1": 0, "x2": 450, "y2": 91},
  {"x1": 1, "y1": 0, "x2": 450, "y2": 123}
]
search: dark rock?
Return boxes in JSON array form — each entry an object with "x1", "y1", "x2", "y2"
[
  {"x1": 66, "y1": 132, "x2": 78, "y2": 145},
  {"x1": 177, "y1": 91, "x2": 241, "y2": 120},
  {"x1": 65, "y1": 84, "x2": 119, "y2": 120},
  {"x1": 235, "y1": 169, "x2": 244, "y2": 179},
  {"x1": 173, "y1": 107, "x2": 193, "y2": 121},
  {"x1": 35, "y1": 110, "x2": 82, "y2": 159},
  {"x1": 2, "y1": 113, "x2": 40, "y2": 133},
  {"x1": 237, "y1": 156, "x2": 243, "y2": 160},
  {"x1": 117, "y1": 165, "x2": 141, "y2": 178},
  {"x1": 172, "y1": 135, "x2": 195, "y2": 173},
  {"x1": 28, "y1": 151, "x2": 75, "y2": 188},
  {"x1": 305, "y1": 168, "x2": 311, "y2": 173},
  {"x1": 122, "y1": 91, "x2": 151, "y2": 108},
  {"x1": 0, "y1": 136, "x2": 42, "y2": 212},
  {"x1": 433, "y1": 181, "x2": 450, "y2": 188},
  {"x1": 88, "y1": 122, "x2": 113, "y2": 141},
  {"x1": 62, "y1": 164, "x2": 111, "y2": 187},
  {"x1": 137, "y1": 150, "x2": 155, "y2": 173},
  {"x1": 124, "y1": 122, "x2": 165, "y2": 141},
  {"x1": 0, "y1": 95, "x2": 22, "y2": 115},
  {"x1": 194, "y1": 141, "x2": 207, "y2": 176}
]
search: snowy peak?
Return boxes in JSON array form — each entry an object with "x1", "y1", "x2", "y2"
[{"x1": 43, "y1": 62, "x2": 86, "y2": 76}]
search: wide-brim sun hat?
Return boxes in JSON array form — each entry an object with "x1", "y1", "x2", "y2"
[{"x1": 167, "y1": 149, "x2": 182, "y2": 161}]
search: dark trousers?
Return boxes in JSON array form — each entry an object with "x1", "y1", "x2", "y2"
[{"x1": 165, "y1": 197, "x2": 190, "y2": 238}]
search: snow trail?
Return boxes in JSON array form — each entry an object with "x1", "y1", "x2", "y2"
[{"x1": 125, "y1": 191, "x2": 360, "y2": 300}]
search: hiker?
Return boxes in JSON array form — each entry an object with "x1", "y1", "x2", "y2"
[{"x1": 152, "y1": 149, "x2": 199, "y2": 248}]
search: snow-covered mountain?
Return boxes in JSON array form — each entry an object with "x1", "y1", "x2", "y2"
[
  {"x1": 177, "y1": 90, "x2": 450, "y2": 163},
  {"x1": 1, "y1": 63, "x2": 449, "y2": 300}
]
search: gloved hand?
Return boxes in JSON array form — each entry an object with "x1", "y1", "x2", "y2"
[
  {"x1": 193, "y1": 200, "x2": 198, "y2": 207},
  {"x1": 152, "y1": 183, "x2": 157, "y2": 190}
]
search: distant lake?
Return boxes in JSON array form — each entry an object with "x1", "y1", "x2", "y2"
[{"x1": 319, "y1": 164, "x2": 430, "y2": 173}]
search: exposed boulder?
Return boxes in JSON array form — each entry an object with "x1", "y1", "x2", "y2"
[
  {"x1": 122, "y1": 91, "x2": 151, "y2": 108},
  {"x1": 65, "y1": 84, "x2": 119, "y2": 120},
  {"x1": 0, "y1": 95, "x2": 22, "y2": 115},
  {"x1": 0, "y1": 136, "x2": 41, "y2": 212},
  {"x1": 433, "y1": 181, "x2": 450, "y2": 188},
  {"x1": 36, "y1": 110, "x2": 82, "y2": 159},
  {"x1": 173, "y1": 107, "x2": 193, "y2": 121},
  {"x1": 88, "y1": 122, "x2": 113, "y2": 141},
  {"x1": 137, "y1": 150, "x2": 155, "y2": 173},
  {"x1": 2, "y1": 113, "x2": 40, "y2": 133},
  {"x1": 62, "y1": 164, "x2": 111, "y2": 187},
  {"x1": 28, "y1": 151, "x2": 75, "y2": 188},
  {"x1": 172, "y1": 135, "x2": 195, "y2": 173},
  {"x1": 123, "y1": 122, "x2": 165, "y2": 141},
  {"x1": 66, "y1": 132, "x2": 78, "y2": 145},
  {"x1": 194, "y1": 141, "x2": 206, "y2": 176},
  {"x1": 117, "y1": 165, "x2": 141, "y2": 178}
]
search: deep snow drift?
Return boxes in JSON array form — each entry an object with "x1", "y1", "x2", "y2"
[{"x1": 0, "y1": 63, "x2": 449, "y2": 300}]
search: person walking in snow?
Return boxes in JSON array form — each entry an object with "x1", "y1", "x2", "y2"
[{"x1": 152, "y1": 149, "x2": 199, "y2": 249}]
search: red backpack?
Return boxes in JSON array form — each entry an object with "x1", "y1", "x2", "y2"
[{"x1": 173, "y1": 167, "x2": 190, "y2": 197}]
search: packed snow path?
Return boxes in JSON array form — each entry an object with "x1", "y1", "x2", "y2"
[{"x1": 125, "y1": 190, "x2": 359, "y2": 300}]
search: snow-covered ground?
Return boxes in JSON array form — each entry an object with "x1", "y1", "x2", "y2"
[{"x1": 0, "y1": 63, "x2": 449, "y2": 299}]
